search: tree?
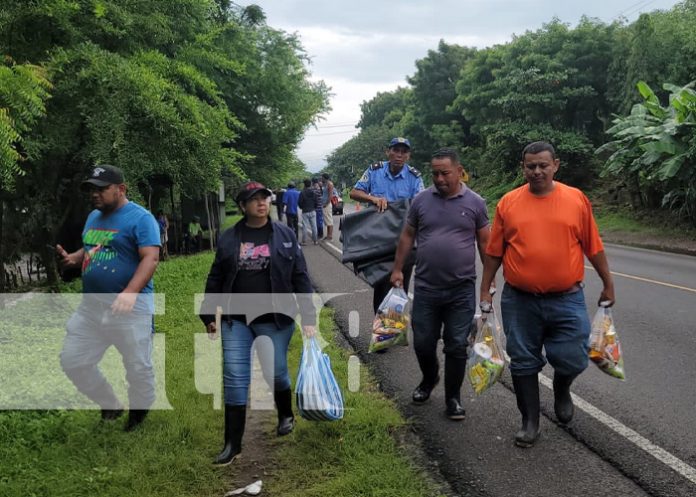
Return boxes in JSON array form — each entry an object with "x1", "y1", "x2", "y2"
[
  {"x1": 598, "y1": 81, "x2": 696, "y2": 223},
  {"x1": 0, "y1": 59, "x2": 51, "y2": 291},
  {"x1": 407, "y1": 41, "x2": 477, "y2": 167},
  {"x1": 0, "y1": 0, "x2": 329, "y2": 285},
  {"x1": 0, "y1": 60, "x2": 51, "y2": 189},
  {"x1": 325, "y1": 126, "x2": 394, "y2": 188}
]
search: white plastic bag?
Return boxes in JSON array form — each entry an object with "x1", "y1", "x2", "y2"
[
  {"x1": 369, "y1": 287, "x2": 409, "y2": 353},
  {"x1": 295, "y1": 336, "x2": 344, "y2": 421},
  {"x1": 589, "y1": 305, "x2": 625, "y2": 380},
  {"x1": 467, "y1": 309, "x2": 507, "y2": 395}
]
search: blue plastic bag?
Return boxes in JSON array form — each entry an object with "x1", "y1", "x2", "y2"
[{"x1": 295, "y1": 336, "x2": 344, "y2": 421}]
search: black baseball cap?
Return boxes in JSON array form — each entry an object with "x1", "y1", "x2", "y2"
[
  {"x1": 235, "y1": 181, "x2": 273, "y2": 204},
  {"x1": 81, "y1": 165, "x2": 125, "y2": 191}
]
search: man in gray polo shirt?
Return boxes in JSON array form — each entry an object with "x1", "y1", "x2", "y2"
[{"x1": 391, "y1": 148, "x2": 491, "y2": 420}]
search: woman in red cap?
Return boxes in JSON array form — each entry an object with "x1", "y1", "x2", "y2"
[{"x1": 199, "y1": 181, "x2": 316, "y2": 466}]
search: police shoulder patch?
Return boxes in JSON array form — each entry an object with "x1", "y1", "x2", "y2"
[{"x1": 408, "y1": 165, "x2": 421, "y2": 177}]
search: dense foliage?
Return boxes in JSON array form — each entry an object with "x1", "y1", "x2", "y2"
[
  {"x1": 325, "y1": 1, "x2": 696, "y2": 225},
  {"x1": 0, "y1": 1, "x2": 329, "y2": 288}
]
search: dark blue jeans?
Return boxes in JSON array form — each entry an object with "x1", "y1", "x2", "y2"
[
  {"x1": 411, "y1": 280, "x2": 476, "y2": 381},
  {"x1": 221, "y1": 319, "x2": 295, "y2": 406},
  {"x1": 500, "y1": 284, "x2": 591, "y2": 377}
]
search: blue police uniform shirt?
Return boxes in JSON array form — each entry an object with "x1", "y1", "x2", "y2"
[
  {"x1": 353, "y1": 161, "x2": 424, "y2": 201},
  {"x1": 81, "y1": 201, "x2": 160, "y2": 313}
]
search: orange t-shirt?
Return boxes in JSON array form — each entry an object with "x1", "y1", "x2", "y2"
[{"x1": 486, "y1": 182, "x2": 604, "y2": 293}]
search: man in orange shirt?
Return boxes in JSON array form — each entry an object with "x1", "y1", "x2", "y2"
[{"x1": 479, "y1": 141, "x2": 615, "y2": 448}]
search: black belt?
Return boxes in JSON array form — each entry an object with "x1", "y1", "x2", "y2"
[{"x1": 508, "y1": 282, "x2": 583, "y2": 298}]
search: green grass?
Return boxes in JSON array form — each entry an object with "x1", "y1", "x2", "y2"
[
  {"x1": 592, "y1": 204, "x2": 696, "y2": 241},
  {"x1": 593, "y1": 209, "x2": 646, "y2": 233},
  {"x1": 221, "y1": 214, "x2": 242, "y2": 231},
  {"x1": 0, "y1": 254, "x2": 444, "y2": 497},
  {"x1": 268, "y1": 311, "x2": 444, "y2": 497}
]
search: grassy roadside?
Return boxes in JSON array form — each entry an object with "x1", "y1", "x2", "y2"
[
  {"x1": 0, "y1": 252, "x2": 445, "y2": 497},
  {"x1": 221, "y1": 214, "x2": 242, "y2": 231},
  {"x1": 267, "y1": 310, "x2": 444, "y2": 497},
  {"x1": 593, "y1": 205, "x2": 696, "y2": 240},
  {"x1": 482, "y1": 190, "x2": 695, "y2": 251}
]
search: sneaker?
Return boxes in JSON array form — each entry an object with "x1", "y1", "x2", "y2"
[{"x1": 445, "y1": 398, "x2": 466, "y2": 421}]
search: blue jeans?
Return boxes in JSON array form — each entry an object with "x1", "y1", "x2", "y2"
[
  {"x1": 500, "y1": 284, "x2": 591, "y2": 376},
  {"x1": 221, "y1": 319, "x2": 295, "y2": 406},
  {"x1": 411, "y1": 280, "x2": 476, "y2": 380},
  {"x1": 60, "y1": 305, "x2": 155, "y2": 409},
  {"x1": 301, "y1": 211, "x2": 317, "y2": 243}
]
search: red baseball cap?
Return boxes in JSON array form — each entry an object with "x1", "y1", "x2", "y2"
[{"x1": 235, "y1": 181, "x2": 272, "y2": 204}]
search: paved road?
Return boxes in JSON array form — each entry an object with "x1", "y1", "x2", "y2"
[{"x1": 297, "y1": 204, "x2": 696, "y2": 497}]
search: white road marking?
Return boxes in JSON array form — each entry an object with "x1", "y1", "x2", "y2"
[
  {"x1": 324, "y1": 241, "x2": 414, "y2": 299},
  {"x1": 538, "y1": 374, "x2": 696, "y2": 485},
  {"x1": 585, "y1": 265, "x2": 696, "y2": 294},
  {"x1": 324, "y1": 241, "x2": 343, "y2": 256},
  {"x1": 324, "y1": 239, "x2": 696, "y2": 485}
]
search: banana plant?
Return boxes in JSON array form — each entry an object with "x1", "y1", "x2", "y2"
[{"x1": 597, "y1": 80, "x2": 696, "y2": 222}]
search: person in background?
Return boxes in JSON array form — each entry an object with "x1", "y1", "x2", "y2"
[
  {"x1": 283, "y1": 182, "x2": 300, "y2": 237},
  {"x1": 298, "y1": 179, "x2": 318, "y2": 245},
  {"x1": 312, "y1": 177, "x2": 324, "y2": 239},
  {"x1": 156, "y1": 210, "x2": 169, "y2": 260},
  {"x1": 479, "y1": 141, "x2": 615, "y2": 448},
  {"x1": 321, "y1": 173, "x2": 335, "y2": 240},
  {"x1": 188, "y1": 216, "x2": 203, "y2": 253},
  {"x1": 275, "y1": 187, "x2": 285, "y2": 222},
  {"x1": 200, "y1": 180, "x2": 315, "y2": 466}
]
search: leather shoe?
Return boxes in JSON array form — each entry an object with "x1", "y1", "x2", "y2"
[
  {"x1": 445, "y1": 398, "x2": 466, "y2": 421},
  {"x1": 412, "y1": 376, "x2": 440, "y2": 404}
]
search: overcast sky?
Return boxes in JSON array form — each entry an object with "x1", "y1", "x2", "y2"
[{"x1": 252, "y1": 0, "x2": 681, "y2": 172}]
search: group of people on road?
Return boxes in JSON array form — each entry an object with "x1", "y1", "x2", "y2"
[
  {"x1": 280, "y1": 173, "x2": 335, "y2": 245},
  {"x1": 56, "y1": 134, "x2": 615, "y2": 471},
  {"x1": 353, "y1": 136, "x2": 615, "y2": 448}
]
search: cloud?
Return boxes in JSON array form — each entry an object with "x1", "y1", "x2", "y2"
[
  {"x1": 299, "y1": 77, "x2": 403, "y2": 171},
  {"x1": 292, "y1": 26, "x2": 509, "y2": 84},
  {"x1": 254, "y1": 0, "x2": 682, "y2": 171}
]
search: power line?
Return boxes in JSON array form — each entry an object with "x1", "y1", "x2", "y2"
[
  {"x1": 613, "y1": 0, "x2": 658, "y2": 20},
  {"x1": 310, "y1": 122, "x2": 358, "y2": 129},
  {"x1": 304, "y1": 129, "x2": 359, "y2": 137}
]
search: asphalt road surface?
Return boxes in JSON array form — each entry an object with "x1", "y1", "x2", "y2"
[{"x1": 292, "y1": 203, "x2": 696, "y2": 497}]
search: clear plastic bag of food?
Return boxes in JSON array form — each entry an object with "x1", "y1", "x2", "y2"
[
  {"x1": 467, "y1": 309, "x2": 507, "y2": 395},
  {"x1": 589, "y1": 304, "x2": 625, "y2": 380},
  {"x1": 368, "y1": 287, "x2": 409, "y2": 353}
]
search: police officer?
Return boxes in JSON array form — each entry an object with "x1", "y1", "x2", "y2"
[{"x1": 350, "y1": 137, "x2": 424, "y2": 313}]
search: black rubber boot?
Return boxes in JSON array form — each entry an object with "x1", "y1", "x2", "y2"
[
  {"x1": 274, "y1": 389, "x2": 295, "y2": 436},
  {"x1": 444, "y1": 356, "x2": 467, "y2": 420},
  {"x1": 553, "y1": 373, "x2": 576, "y2": 425},
  {"x1": 512, "y1": 374, "x2": 540, "y2": 448},
  {"x1": 412, "y1": 346, "x2": 439, "y2": 403},
  {"x1": 213, "y1": 405, "x2": 246, "y2": 466}
]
